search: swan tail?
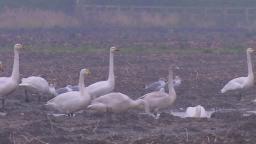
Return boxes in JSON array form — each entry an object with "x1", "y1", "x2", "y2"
[{"x1": 221, "y1": 88, "x2": 226, "y2": 93}]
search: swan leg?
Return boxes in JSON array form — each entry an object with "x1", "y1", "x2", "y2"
[
  {"x1": 238, "y1": 92, "x2": 243, "y2": 101},
  {"x1": 154, "y1": 108, "x2": 161, "y2": 119},
  {"x1": 67, "y1": 113, "x2": 75, "y2": 117},
  {"x1": 1, "y1": 97, "x2": 5, "y2": 111},
  {"x1": 105, "y1": 107, "x2": 113, "y2": 122},
  {"x1": 24, "y1": 89, "x2": 30, "y2": 102},
  {"x1": 143, "y1": 101, "x2": 156, "y2": 118}
]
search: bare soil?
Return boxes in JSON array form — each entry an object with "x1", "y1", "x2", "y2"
[{"x1": 0, "y1": 50, "x2": 256, "y2": 144}]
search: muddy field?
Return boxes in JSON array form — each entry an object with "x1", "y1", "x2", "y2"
[{"x1": 0, "y1": 49, "x2": 256, "y2": 144}]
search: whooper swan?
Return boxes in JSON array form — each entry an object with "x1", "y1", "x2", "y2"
[
  {"x1": 221, "y1": 48, "x2": 255, "y2": 94},
  {"x1": 141, "y1": 67, "x2": 176, "y2": 119},
  {"x1": 88, "y1": 92, "x2": 145, "y2": 114},
  {"x1": 45, "y1": 68, "x2": 91, "y2": 116},
  {"x1": 185, "y1": 105, "x2": 207, "y2": 118},
  {"x1": 19, "y1": 76, "x2": 56, "y2": 102},
  {"x1": 0, "y1": 44, "x2": 23, "y2": 111},
  {"x1": 86, "y1": 47, "x2": 119, "y2": 99}
]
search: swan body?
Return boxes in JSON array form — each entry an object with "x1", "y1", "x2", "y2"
[
  {"x1": 19, "y1": 76, "x2": 56, "y2": 101},
  {"x1": 141, "y1": 67, "x2": 176, "y2": 118},
  {"x1": 221, "y1": 48, "x2": 255, "y2": 93},
  {"x1": 56, "y1": 85, "x2": 79, "y2": 95},
  {"x1": 45, "y1": 69, "x2": 91, "y2": 115},
  {"x1": 88, "y1": 92, "x2": 145, "y2": 113},
  {"x1": 0, "y1": 44, "x2": 23, "y2": 110},
  {"x1": 86, "y1": 47, "x2": 119, "y2": 99},
  {"x1": 185, "y1": 105, "x2": 207, "y2": 118}
]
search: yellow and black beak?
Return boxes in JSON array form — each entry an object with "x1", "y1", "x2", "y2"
[{"x1": 85, "y1": 69, "x2": 91, "y2": 75}]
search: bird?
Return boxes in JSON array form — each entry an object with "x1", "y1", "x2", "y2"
[
  {"x1": 185, "y1": 105, "x2": 207, "y2": 118},
  {"x1": 141, "y1": 67, "x2": 176, "y2": 119},
  {"x1": 0, "y1": 44, "x2": 23, "y2": 111},
  {"x1": 55, "y1": 85, "x2": 79, "y2": 95},
  {"x1": 145, "y1": 78, "x2": 166, "y2": 92},
  {"x1": 173, "y1": 76, "x2": 182, "y2": 88},
  {"x1": 19, "y1": 76, "x2": 56, "y2": 102},
  {"x1": 145, "y1": 76, "x2": 182, "y2": 92},
  {"x1": 88, "y1": 92, "x2": 145, "y2": 114},
  {"x1": 221, "y1": 48, "x2": 255, "y2": 94},
  {"x1": 85, "y1": 47, "x2": 119, "y2": 99},
  {"x1": 45, "y1": 68, "x2": 91, "y2": 117}
]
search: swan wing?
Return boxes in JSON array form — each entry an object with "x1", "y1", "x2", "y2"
[
  {"x1": 20, "y1": 76, "x2": 49, "y2": 91},
  {"x1": 90, "y1": 92, "x2": 131, "y2": 112},
  {"x1": 185, "y1": 107, "x2": 196, "y2": 117},
  {"x1": 56, "y1": 87, "x2": 69, "y2": 95},
  {"x1": 46, "y1": 91, "x2": 81, "y2": 112},
  {"x1": 0, "y1": 77, "x2": 11, "y2": 85},
  {"x1": 86, "y1": 81, "x2": 113, "y2": 98},
  {"x1": 70, "y1": 85, "x2": 79, "y2": 91},
  {"x1": 145, "y1": 80, "x2": 166, "y2": 91},
  {"x1": 221, "y1": 77, "x2": 246, "y2": 93}
]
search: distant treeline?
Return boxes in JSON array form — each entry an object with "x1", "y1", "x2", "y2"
[
  {"x1": 1, "y1": 0, "x2": 256, "y2": 13},
  {"x1": 0, "y1": 0, "x2": 76, "y2": 12},
  {"x1": 82, "y1": 0, "x2": 256, "y2": 7}
]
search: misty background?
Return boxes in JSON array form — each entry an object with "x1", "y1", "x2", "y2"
[{"x1": 0, "y1": 0, "x2": 256, "y2": 51}]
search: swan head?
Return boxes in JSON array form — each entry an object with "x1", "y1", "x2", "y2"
[
  {"x1": 110, "y1": 46, "x2": 119, "y2": 53},
  {"x1": 247, "y1": 48, "x2": 255, "y2": 53},
  {"x1": 0, "y1": 61, "x2": 3, "y2": 72},
  {"x1": 81, "y1": 68, "x2": 91, "y2": 76},
  {"x1": 14, "y1": 44, "x2": 23, "y2": 50}
]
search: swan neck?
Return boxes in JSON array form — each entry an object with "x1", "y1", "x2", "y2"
[
  {"x1": 11, "y1": 49, "x2": 20, "y2": 81},
  {"x1": 247, "y1": 51, "x2": 254, "y2": 79},
  {"x1": 168, "y1": 69, "x2": 176, "y2": 101},
  {"x1": 108, "y1": 51, "x2": 115, "y2": 83},
  {"x1": 131, "y1": 99, "x2": 144, "y2": 109},
  {"x1": 79, "y1": 73, "x2": 86, "y2": 96},
  {"x1": 79, "y1": 72, "x2": 91, "y2": 101}
]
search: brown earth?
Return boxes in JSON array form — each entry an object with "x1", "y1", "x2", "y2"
[{"x1": 0, "y1": 50, "x2": 256, "y2": 144}]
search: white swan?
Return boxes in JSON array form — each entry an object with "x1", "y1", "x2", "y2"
[
  {"x1": 45, "y1": 68, "x2": 91, "y2": 116},
  {"x1": 19, "y1": 76, "x2": 56, "y2": 102},
  {"x1": 221, "y1": 48, "x2": 255, "y2": 93},
  {"x1": 86, "y1": 47, "x2": 119, "y2": 99},
  {"x1": 0, "y1": 44, "x2": 23, "y2": 110},
  {"x1": 88, "y1": 92, "x2": 145, "y2": 113},
  {"x1": 185, "y1": 105, "x2": 207, "y2": 118},
  {"x1": 141, "y1": 67, "x2": 176, "y2": 119}
]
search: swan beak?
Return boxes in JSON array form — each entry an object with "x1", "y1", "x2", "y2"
[{"x1": 85, "y1": 69, "x2": 91, "y2": 75}]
